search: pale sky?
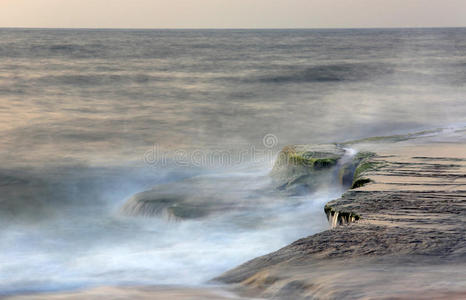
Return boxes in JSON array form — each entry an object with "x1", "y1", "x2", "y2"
[{"x1": 1, "y1": 0, "x2": 466, "y2": 29}]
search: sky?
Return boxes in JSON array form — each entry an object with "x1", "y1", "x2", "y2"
[{"x1": 1, "y1": 0, "x2": 466, "y2": 29}]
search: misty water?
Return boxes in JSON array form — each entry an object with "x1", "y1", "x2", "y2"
[{"x1": 0, "y1": 28, "x2": 466, "y2": 295}]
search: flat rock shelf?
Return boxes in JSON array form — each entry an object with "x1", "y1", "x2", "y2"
[{"x1": 215, "y1": 141, "x2": 466, "y2": 299}]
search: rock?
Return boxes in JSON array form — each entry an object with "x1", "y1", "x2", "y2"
[
  {"x1": 270, "y1": 144, "x2": 346, "y2": 194},
  {"x1": 270, "y1": 144, "x2": 372, "y2": 193},
  {"x1": 120, "y1": 180, "x2": 220, "y2": 220},
  {"x1": 120, "y1": 173, "x2": 275, "y2": 220},
  {"x1": 349, "y1": 151, "x2": 378, "y2": 188},
  {"x1": 122, "y1": 143, "x2": 369, "y2": 220},
  {"x1": 338, "y1": 151, "x2": 376, "y2": 188},
  {"x1": 214, "y1": 141, "x2": 466, "y2": 299}
]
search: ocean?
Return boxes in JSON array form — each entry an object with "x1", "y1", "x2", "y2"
[{"x1": 0, "y1": 28, "x2": 465, "y2": 295}]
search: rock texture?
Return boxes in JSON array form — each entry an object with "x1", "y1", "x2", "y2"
[
  {"x1": 270, "y1": 144, "x2": 349, "y2": 194},
  {"x1": 215, "y1": 142, "x2": 466, "y2": 299}
]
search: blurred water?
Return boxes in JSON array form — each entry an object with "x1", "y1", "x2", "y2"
[
  {"x1": 1, "y1": 28, "x2": 465, "y2": 166},
  {"x1": 0, "y1": 161, "x2": 337, "y2": 295},
  {"x1": 0, "y1": 28, "x2": 465, "y2": 294}
]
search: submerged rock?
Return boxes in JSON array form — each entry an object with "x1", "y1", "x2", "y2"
[
  {"x1": 122, "y1": 144, "x2": 371, "y2": 220},
  {"x1": 121, "y1": 180, "x2": 223, "y2": 220},
  {"x1": 120, "y1": 174, "x2": 275, "y2": 220}
]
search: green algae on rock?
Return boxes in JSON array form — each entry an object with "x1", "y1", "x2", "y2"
[
  {"x1": 270, "y1": 144, "x2": 345, "y2": 194},
  {"x1": 350, "y1": 152, "x2": 381, "y2": 189},
  {"x1": 215, "y1": 141, "x2": 466, "y2": 299}
]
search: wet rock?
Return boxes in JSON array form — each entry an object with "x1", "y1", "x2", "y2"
[
  {"x1": 215, "y1": 142, "x2": 466, "y2": 299},
  {"x1": 120, "y1": 173, "x2": 275, "y2": 220},
  {"x1": 120, "y1": 178, "x2": 233, "y2": 220},
  {"x1": 270, "y1": 144, "x2": 345, "y2": 194}
]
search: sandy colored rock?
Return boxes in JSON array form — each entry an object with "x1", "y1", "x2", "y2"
[{"x1": 215, "y1": 140, "x2": 466, "y2": 299}]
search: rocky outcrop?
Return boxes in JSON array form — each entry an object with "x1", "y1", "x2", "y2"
[
  {"x1": 270, "y1": 144, "x2": 351, "y2": 194},
  {"x1": 120, "y1": 172, "x2": 276, "y2": 220},
  {"x1": 215, "y1": 142, "x2": 466, "y2": 299},
  {"x1": 121, "y1": 144, "x2": 362, "y2": 219},
  {"x1": 121, "y1": 178, "x2": 229, "y2": 220}
]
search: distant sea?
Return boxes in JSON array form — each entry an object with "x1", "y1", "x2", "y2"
[{"x1": 0, "y1": 28, "x2": 465, "y2": 295}]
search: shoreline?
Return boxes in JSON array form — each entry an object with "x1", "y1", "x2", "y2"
[
  {"x1": 215, "y1": 137, "x2": 466, "y2": 299},
  {"x1": 4, "y1": 131, "x2": 466, "y2": 299}
]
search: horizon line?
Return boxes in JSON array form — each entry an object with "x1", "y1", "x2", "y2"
[{"x1": 1, "y1": 26, "x2": 465, "y2": 31}]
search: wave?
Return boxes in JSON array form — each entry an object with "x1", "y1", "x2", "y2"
[
  {"x1": 0, "y1": 41, "x2": 183, "y2": 60},
  {"x1": 253, "y1": 63, "x2": 392, "y2": 84},
  {"x1": 0, "y1": 161, "x2": 334, "y2": 294},
  {"x1": 34, "y1": 73, "x2": 171, "y2": 86}
]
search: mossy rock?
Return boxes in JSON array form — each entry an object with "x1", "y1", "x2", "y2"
[
  {"x1": 351, "y1": 178, "x2": 372, "y2": 189},
  {"x1": 289, "y1": 154, "x2": 338, "y2": 169},
  {"x1": 354, "y1": 151, "x2": 376, "y2": 161},
  {"x1": 272, "y1": 144, "x2": 344, "y2": 172},
  {"x1": 270, "y1": 144, "x2": 345, "y2": 194},
  {"x1": 350, "y1": 152, "x2": 383, "y2": 189},
  {"x1": 353, "y1": 160, "x2": 383, "y2": 181},
  {"x1": 334, "y1": 151, "x2": 376, "y2": 187}
]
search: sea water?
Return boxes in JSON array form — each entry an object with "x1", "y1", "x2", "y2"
[{"x1": 0, "y1": 28, "x2": 465, "y2": 294}]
